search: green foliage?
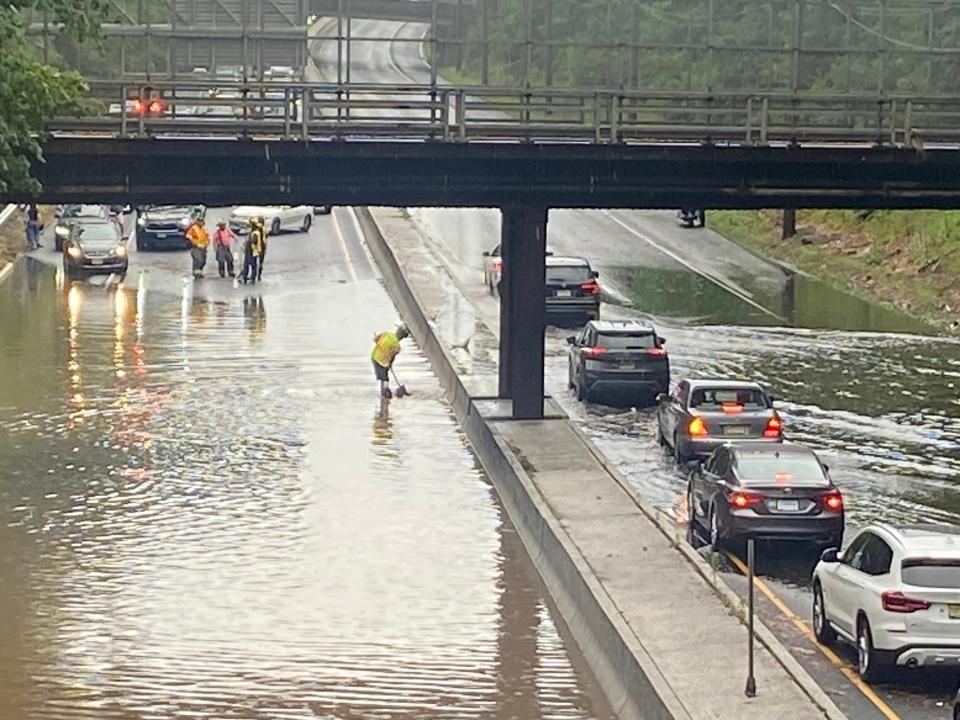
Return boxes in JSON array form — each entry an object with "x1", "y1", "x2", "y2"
[{"x1": 0, "y1": 2, "x2": 105, "y2": 194}]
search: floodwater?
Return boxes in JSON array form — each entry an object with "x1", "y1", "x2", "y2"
[{"x1": 0, "y1": 252, "x2": 614, "y2": 720}]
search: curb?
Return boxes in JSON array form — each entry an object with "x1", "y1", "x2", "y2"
[{"x1": 0, "y1": 204, "x2": 21, "y2": 287}]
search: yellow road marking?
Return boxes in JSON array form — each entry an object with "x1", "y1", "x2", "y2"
[
  {"x1": 331, "y1": 209, "x2": 358, "y2": 283},
  {"x1": 725, "y1": 552, "x2": 902, "y2": 720}
]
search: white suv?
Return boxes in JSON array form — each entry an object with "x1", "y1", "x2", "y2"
[{"x1": 812, "y1": 523, "x2": 960, "y2": 681}]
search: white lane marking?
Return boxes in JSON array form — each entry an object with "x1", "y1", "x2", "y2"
[
  {"x1": 331, "y1": 208, "x2": 359, "y2": 283},
  {"x1": 600, "y1": 209, "x2": 785, "y2": 321}
]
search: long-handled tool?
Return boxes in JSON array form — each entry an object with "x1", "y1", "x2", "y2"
[{"x1": 391, "y1": 367, "x2": 410, "y2": 398}]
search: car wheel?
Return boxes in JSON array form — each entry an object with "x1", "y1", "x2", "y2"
[
  {"x1": 857, "y1": 616, "x2": 884, "y2": 682},
  {"x1": 812, "y1": 582, "x2": 837, "y2": 645},
  {"x1": 271, "y1": 218, "x2": 282, "y2": 236},
  {"x1": 576, "y1": 379, "x2": 587, "y2": 402},
  {"x1": 708, "y1": 504, "x2": 725, "y2": 549}
]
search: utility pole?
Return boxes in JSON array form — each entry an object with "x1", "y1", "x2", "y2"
[{"x1": 782, "y1": 209, "x2": 797, "y2": 239}]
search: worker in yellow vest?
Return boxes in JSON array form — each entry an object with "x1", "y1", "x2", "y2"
[
  {"x1": 185, "y1": 218, "x2": 210, "y2": 278},
  {"x1": 371, "y1": 324, "x2": 410, "y2": 399}
]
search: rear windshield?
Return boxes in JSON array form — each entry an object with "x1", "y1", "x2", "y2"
[
  {"x1": 77, "y1": 226, "x2": 119, "y2": 242},
  {"x1": 545, "y1": 265, "x2": 592, "y2": 284},
  {"x1": 734, "y1": 452, "x2": 828, "y2": 485},
  {"x1": 690, "y1": 387, "x2": 768, "y2": 410},
  {"x1": 597, "y1": 333, "x2": 656, "y2": 350},
  {"x1": 902, "y1": 559, "x2": 960, "y2": 588}
]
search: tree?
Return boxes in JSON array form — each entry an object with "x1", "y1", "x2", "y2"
[{"x1": 0, "y1": 1, "x2": 109, "y2": 195}]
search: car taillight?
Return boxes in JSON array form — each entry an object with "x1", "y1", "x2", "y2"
[
  {"x1": 583, "y1": 347, "x2": 607, "y2": 359},
  {"x1": 721, "y1": 403, "x2": 744, "y2": 414},
  {"x1": 881, "y1": 591, "x2": 931, "y2": 613},
  {"x1": 763, "y1": 415, "x2": 783, "y2": 438},
  {"x1": 580, "y1": 281, "x2": 600, "y2": 295},
  {"x1": 823, "y1": 493, "x2": 843, "y2": 511},
  {"x1": 148, "y1": 100, "x2": 164, "y2": 114},
  {"x1": 728, "y1": 491, "x2": 764, "y2": 509},
  {"x1": 494, "y1": 260, "x2": 502, "y2": 272},
  {"x1": 132, "y1": 99, "x2": 145, "y2": 114},
  {"x1": 647, "y1": 347, "x2": 667, "y2": 356},
  {"x1": 688, "y1": 417, "x2": 708, "y2": 437}
]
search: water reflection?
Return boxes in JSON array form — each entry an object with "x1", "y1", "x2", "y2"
[{"x1": 0, "y1": 260, "x2": 613, "y2": 720}]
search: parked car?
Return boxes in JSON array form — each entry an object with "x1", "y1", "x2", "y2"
[
  {"x1": 228, "y1": 205, "x2": 314, "y2": 235},
  {"x1": 481, "y1": 244, "x2": 553, "y2": 295},
  {"x1": 63, "y1": 220, "x2": 127, "y2": 277},
  {"x1": 813, "y1": 523, "x2": 960, "y2": 682},
  {"x1": 136, "y1": 205, "x2": 205, "y2": 251},
  {"x1": 567, "y1": 320, "x2": 669, "y2": 404},
  {"x1": 688, "y1": 442, "x2": 844, "y2": 550},
  {"x1": 657, "y1": 379, "x2": 782, "y2": 463},
  {"x1": 54, "y1": 204, "x2": 108, "y2": 251}
]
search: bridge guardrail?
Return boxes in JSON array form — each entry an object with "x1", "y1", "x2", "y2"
[{"x1": 48, "y1": 81, "x2": 960, "y2": 148}]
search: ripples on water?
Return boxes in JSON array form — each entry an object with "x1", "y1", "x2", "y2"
[{"x1": 0, "y1": 260, "x2": 612, "y2": 720}]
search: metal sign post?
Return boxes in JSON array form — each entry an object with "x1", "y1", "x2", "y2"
[{"x1": 745, "y1": 537, "x2": 757, "y2": 698}]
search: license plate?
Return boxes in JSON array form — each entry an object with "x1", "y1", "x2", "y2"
[
  {"x1": 556, "y1": 290, "x2": 572, "y2": 297},
  {"x1": 724, "y1": 426, "x2": 750, "y2": 435},
  {"x1": 156, "y1": 233, "x2": 167, "y2": 239},
  {"x1": 777, "y1": 499, "x2": 800, "y2": 512},
  {"x1": 949, "y1": 605, "x2": 960, "y2": 619},
  {"x1": 619, "y1": 362, "x2": 635, "y2": 370},
  {"x1": 91, "y1": 259, "x2": 104, "y2": 265}
]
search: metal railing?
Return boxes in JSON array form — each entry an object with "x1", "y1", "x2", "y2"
[{"x1": 46, "y1": 81, "x2": 960, "y2": 148}]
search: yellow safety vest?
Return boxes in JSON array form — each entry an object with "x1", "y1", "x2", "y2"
[{"x1": 371, "y1": 332, "x2": 400, "y2": 368}]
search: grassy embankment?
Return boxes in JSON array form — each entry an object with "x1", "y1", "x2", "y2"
[{"x1": 710, "y1": 211, "x2": 960, "y2": 330}]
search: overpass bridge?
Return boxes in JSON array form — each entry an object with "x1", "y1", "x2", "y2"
[{"x1": 24, "y1": 80, "x2": 960, "y2": 418}]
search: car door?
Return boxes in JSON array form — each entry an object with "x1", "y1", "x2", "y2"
[
  {"x1": 573, "y1": 326, "x2": 593, "y2": 385},
  {"x1": 692, "y1": 448, "x2": 723, "y2": 522},
  {"x1": 824, "y1": 531, "x2": 878, "y2": 636},
  {"x1": 661, "y1": 381, "x2": 687, "y2": 442},
  {"x1": 700, "y1": 447, "x2": 730, "y2": 516}
]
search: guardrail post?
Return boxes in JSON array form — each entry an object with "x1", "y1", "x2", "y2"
[
  {"x1": 609, "y1": 94, "x2": 621, "y2": 144},
  {"x1": 441, "y1": 89, "x2": 451, "y2": 142},
  {"x1": 284, "y1": 88, "x2": 292, "y2": 139},
  {"x1": 456, "y1": 90, "x2": 466, "y2": 141},
  {"x1": 745, "y1": 97, "x2": 754, "y2": 145},
  {"x1": 760, "y1": 97, "x2": 769, "y2": 145},
  {"x1": 904, "y1": 100, "x2": 913, "y2": 147},
  {"x1": 889, "y1": 100, "x2": 897, "y2": 146},
  {"x1": 137, "y1": 85, "x2": 146, "y2": 137},
  {"x1": 120, "y1": 85, "x2": 128, "y2": 138},
  {"x1": 301, "y1": 89, "x2": 310, "y2": 142},
  {"x1": 594, "y1": 92, "x2": 602, "y2": 143}
]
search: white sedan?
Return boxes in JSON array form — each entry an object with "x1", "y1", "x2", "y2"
[
  {"x1": 228, "y1": 205, "x2": 315, "y2": 235},
  {"x1": 812, "y1": 522, "x2": 960, "y2": 681}
]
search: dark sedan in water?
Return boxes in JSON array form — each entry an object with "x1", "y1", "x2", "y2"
[
  {"x1": 63, "y1": 220, "x2": 127, "y2": 277},
  {"x1": 688, "y1": 442, "x2": 844, "y2": 549},
  {"x1": 567, "y1": 320, "x2": 669, "y2": 405},
  {"x1": 657, "y1": 378, "x2": 782, "y2": 463}
]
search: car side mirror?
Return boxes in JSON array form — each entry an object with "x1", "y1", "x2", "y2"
[
  {"x1": 545, "y1": 250, "x2": 554, "y2": 257},
  {"x1": 655, "y1": 393, "x2": 667, "y2": 403},
  {"x1": 591, "y1": 270, "x2": 599, "y2": 278},
  {"x1": 481, "y1": 251, "x2": 490, "y2": 257},
  {"x1": 821, "y1": 463, "x2": 830, "y2": 474},
  {"x1": 768, "y1": 395, "x2": 777, "y2": 403},
  {"x1": 566, "y1": 336, "x2": 576, "y2": 345},
  {"x1": 820, "y1": 548, "x2": 840, "y2": 563},
  {"x1": 658, "y1": 336, "x2": 667, "y2": 344}
]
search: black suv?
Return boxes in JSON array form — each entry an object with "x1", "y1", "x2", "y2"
[
  {"x1": 135, "y1": 205, "x2": 206, "y2": 251},
  {"x1": 545, "y1": 256, "x2": 601, "y2": 323},
  {"x1": 567, "y1": 320, "x2": 670, "y2": 404}
]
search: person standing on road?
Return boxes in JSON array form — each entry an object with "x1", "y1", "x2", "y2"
[
  {"x1": 186, "y1": 218, "x2": 210, "y2": 279},
  {"x1": 371, "y1": 324, "x2": 410, "y2": 399},
  {"x1": 24, "y1": 204, "x2": 42, "y2": 250},
  {"x1": 212, "y1": 220, "x2": 236, "y2": 278},
  {"x1": 242, "y1": 217, "x2": 266, "y2": 284},
  {"x1": 257, "y1": 217, "x2": 270, "y2": 282}
]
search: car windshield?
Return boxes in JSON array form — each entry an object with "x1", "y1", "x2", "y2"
[
  {"x1": 690, "y1": 387, "x2": 768, "y2": 410},
  {"x1": 545, "y1": 265, "x2": 591, "y2": 284},
  {"x1": 77, "y1": 226, "x2": 119, "y2": 243},
  {"x1": 734, "y1": 451, "x2": 828, "y2": 486},
  {"x1": 902, "y1": 559, "x2": 960, "y2": 588},
  {"x1": 597, "y1": 333, "x2": 656, "y2": 350}
]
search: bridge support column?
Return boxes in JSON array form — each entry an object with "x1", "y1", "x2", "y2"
[{"x1": 497, "y1": 205, "x2": 547, "y2": 420}]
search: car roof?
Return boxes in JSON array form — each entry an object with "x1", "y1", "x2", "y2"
[
  {"x1": 684, "y1": 379, "x2": 766, "y2": 391},
  {"x1": 545, "y1": 256, "x2": 590, "y2": 267},
  {"x1": 869, "y1": 522, "x2": 960, "y2": 551},
  {"x1": 589, "y1": 320, "x2": 655, "y2": 333}
]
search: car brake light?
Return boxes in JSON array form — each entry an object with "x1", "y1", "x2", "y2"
[
  {"x1": 580, "y1": 281, "x2": 600, "y2": 295},
  {"x1": 132, "y1": 99, "x2": 145, "y2": 114},
  {"x1": 881, "y1": 591, "x2": 931, "y2": 613},
  {"x1": 149, "y1": 100, "x2": 164, "y2": 114},
  {"x1": 688, "y1": 416, "x2": 708, "y2": 437},
  {"x1": 729, "y1": 491, "x2": 763, "y2": 508},
  {"x1": 494, "y1": 260, "x2": 502, "y2": 272},
  {"x1": 823, "y1": 493, "x2": 843, "y2": 511},
  {"x1": 721, "y1": 403, "x2": 743, "y2": 414},
  {"x1": 763, "y1": 415, "x2": 782, "y2": 438},
  {"x1": 647, "y1": 347, "x2": 667, "y2": 356},
  {"x1": 583, "y1": 347, "x2": 607, "y2": 359}
]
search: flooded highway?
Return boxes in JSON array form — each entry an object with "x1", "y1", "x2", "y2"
[{"x1": 0, "y1": 211, "x2": 615, "y2": 719}]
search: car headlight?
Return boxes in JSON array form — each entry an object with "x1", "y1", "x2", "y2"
[
  {"x1": 55, "y1": 226, "x2": 69, "y2": 238},
  {"x1": 67, "y1": 246, "x2": 83, "y2": 259},
  {"x1": 137, "y1": 217, "x2": 146, "y2": 227},
  {"x1": 115, "y1": 245, "x2": 127, "y2": 257}
]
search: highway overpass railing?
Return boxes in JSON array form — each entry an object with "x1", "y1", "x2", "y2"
[{"x1": 47, "y1": 81, "x2": 960, "y2": 148}]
